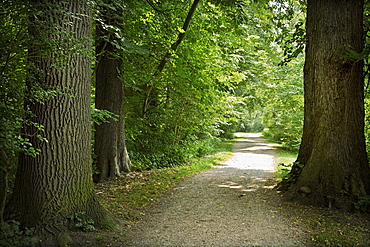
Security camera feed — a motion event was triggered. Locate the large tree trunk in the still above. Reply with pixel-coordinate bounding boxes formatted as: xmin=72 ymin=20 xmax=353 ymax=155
xmin=6 ymin=0 xmax=111 ymax=240
xmin=285 ymin=0 xmax=370 ymax=210
xmin=94 ymin=1 xmax=132 ymax=183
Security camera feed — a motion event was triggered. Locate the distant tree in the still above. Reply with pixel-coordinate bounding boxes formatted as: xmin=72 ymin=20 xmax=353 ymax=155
xmin=6 ymin=0 xmax=111 ymax=240
xmin=0 ymin=0 xmax=29 ymax=223
xmin=94 ymin=0 xmax=132 ymax=182
xmin=283 ymin=0 xmax=370 ymax=209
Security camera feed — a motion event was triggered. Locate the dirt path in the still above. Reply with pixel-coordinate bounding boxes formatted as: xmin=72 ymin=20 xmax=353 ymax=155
xmin=123 ymin=133 xmax=310 ymax=246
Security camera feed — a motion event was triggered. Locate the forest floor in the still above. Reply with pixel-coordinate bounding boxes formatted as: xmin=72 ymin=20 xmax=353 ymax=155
xmin=71 ymin=133 xmax=370 ymax=246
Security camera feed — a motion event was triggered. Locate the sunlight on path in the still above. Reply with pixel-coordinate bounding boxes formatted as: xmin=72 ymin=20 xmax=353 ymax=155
xmin=222 ymin=132 xmax=276 ymax=171
xmin=123 ymin=133 xmax=308 ymax=246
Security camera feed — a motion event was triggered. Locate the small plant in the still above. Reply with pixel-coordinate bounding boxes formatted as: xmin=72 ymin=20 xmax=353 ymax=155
xmin=276 ymin=162 xmax=292 ymax=179
xmin=0 ymin=220 xmax=36 ymax=246
xmin=354 ymin=195 xmax=370 ymax=214
xmin=283 ymin=162 xmax=304 ymax=186
xmin=67 ymin=211 xmax=96 ymax=232
xmin=276 ymin=161 xmax=304 ymax=191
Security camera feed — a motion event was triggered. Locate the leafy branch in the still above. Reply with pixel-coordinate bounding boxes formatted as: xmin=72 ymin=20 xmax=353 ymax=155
xmin=143 ymin=0 xmax=201 ymax=115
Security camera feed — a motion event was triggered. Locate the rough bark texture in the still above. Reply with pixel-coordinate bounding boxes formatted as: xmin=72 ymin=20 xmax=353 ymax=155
xmin=94 ymin=2 xmax=132 ymax=183
xmin=6 ymin=0 xmax=110 ymax=240
xmin=286 ymin=0 xmax=370 ymax=209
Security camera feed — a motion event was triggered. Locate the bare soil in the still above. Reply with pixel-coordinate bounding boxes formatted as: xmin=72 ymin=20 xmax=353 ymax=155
xmin=120 ymin=133 xmax=312 ymax=246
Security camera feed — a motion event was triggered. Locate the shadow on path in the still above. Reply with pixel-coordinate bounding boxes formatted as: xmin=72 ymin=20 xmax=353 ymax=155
xmin=123 ymin=133 xmax=310 ymax=246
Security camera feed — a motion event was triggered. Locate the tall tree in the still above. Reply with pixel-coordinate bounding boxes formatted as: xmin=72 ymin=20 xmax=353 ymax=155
xmin=94 ymin=0 xmax=132 ymax=182
xmin=284 ymin=0 xmax=370 ymax=209
xmin=6 ymin=0 xmax=111 ymax=240
xmin=0 ymin=0 xmax=29 ymax=223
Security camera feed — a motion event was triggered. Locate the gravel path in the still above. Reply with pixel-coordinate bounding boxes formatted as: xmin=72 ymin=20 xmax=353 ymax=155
xmin=123 ymin=133 xmax=310 ymax=246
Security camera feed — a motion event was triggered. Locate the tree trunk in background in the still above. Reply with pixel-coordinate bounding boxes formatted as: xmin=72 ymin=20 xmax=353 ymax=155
xmin=94 ymin=0 xmax=132 ymax=183
xmin=285 ymin=0 xmax=370 ymax=209
xmin=6 ymin=0 xmax=111 ymax=240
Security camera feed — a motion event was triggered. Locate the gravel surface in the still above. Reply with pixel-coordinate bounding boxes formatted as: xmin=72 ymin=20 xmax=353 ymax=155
xmin=123 ymin=133 xmax=310 ymax=246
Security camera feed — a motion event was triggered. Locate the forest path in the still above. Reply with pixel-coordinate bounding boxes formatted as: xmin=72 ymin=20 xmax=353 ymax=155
xmin=123 ymin=133 xmax=310 ymax=246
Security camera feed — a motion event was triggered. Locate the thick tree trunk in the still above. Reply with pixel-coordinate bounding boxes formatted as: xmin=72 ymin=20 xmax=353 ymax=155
xmin=285 ymin=0 xmax=370 ymax=209
xmin=6 ymin=0 xmax=111 ymax=240
xmin=94 ymin=47 xmax=132 ymax=181
xmin=94 ymin=2 xmax=132 ymax=183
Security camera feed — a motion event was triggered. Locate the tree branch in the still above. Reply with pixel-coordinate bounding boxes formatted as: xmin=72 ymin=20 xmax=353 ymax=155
xmin=153 ymin=0 xmax=201 ymax=76
xmin=142 ymin=0 xmax=201 ymax=115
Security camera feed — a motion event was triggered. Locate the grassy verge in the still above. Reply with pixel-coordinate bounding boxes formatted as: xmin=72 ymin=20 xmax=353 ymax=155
xmin=95 ymin=139 xmax=234 ymax=220
xmin=273 ymin=147 xmax=297 ymax=181
xmin=273 ymin=145 xmax=370 ymax=246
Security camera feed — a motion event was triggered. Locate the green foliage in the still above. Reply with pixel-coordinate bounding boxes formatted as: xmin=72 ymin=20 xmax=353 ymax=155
xmin=123 ymin=0 xmax=240 ymax=169
xmin=0 ymin=220 xmax=36 ymax=247
xmin=256 ymin=0 xmax=305 ymax=151
xmin=66 ymin=212 xmax=96 ymax=232
xmin=364 ymin=18 xmax=370 ymax=157
xmin=365 ymin=98 xmax=370 ymax=156
xmin=269 ymin=0 xmax=306 ymax=66
xmin=354 ymin=195 xmax=370 ymax=214
xmin=127 ymin=120 xmax=221 ymax=170
xmin=91 ymin=108 xmax=119 ymax=126
xmin=364 ymin=1 xmax=370 ymax=158
xmin=97 ymin=138 xmax=233 ymax=219
xmin=237 ymin=111 xmax=264 ymax=133
xmin=277 ymin=161 xmax=304 ymax=190
xmin=276 ymin=163 xmax=292 ymax=180
xmin=122 ymin=0 xmax=302 ymax=169
xmin=273 ymin=148 xmax=297 ymax=181
xmin=262 ymin=54 xmax=304 ymax=152
xmin=0 ymin=0 xmax=31 ymax=221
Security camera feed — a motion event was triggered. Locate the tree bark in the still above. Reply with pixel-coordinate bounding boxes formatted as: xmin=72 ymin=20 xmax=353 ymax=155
xmin=285 ymin=0 xmax=370 ymax=209
xmin=6 ymin=0 xmax=111 ymax=239
xmin=94 ymin=0 xmax=132 ymax=183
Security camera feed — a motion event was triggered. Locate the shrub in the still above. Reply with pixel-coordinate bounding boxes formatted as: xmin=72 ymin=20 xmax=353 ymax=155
xmin=0 ymin=220 xmax=36 ymax=246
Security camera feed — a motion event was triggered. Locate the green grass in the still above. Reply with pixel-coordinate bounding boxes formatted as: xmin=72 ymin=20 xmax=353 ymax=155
xmin=274 ymin=148 xmax=297 ymax=165
xmin=96 ymin=138 xmax=234 ymax=219
xmin=273 ymin=147 xmax=297 ymax=180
